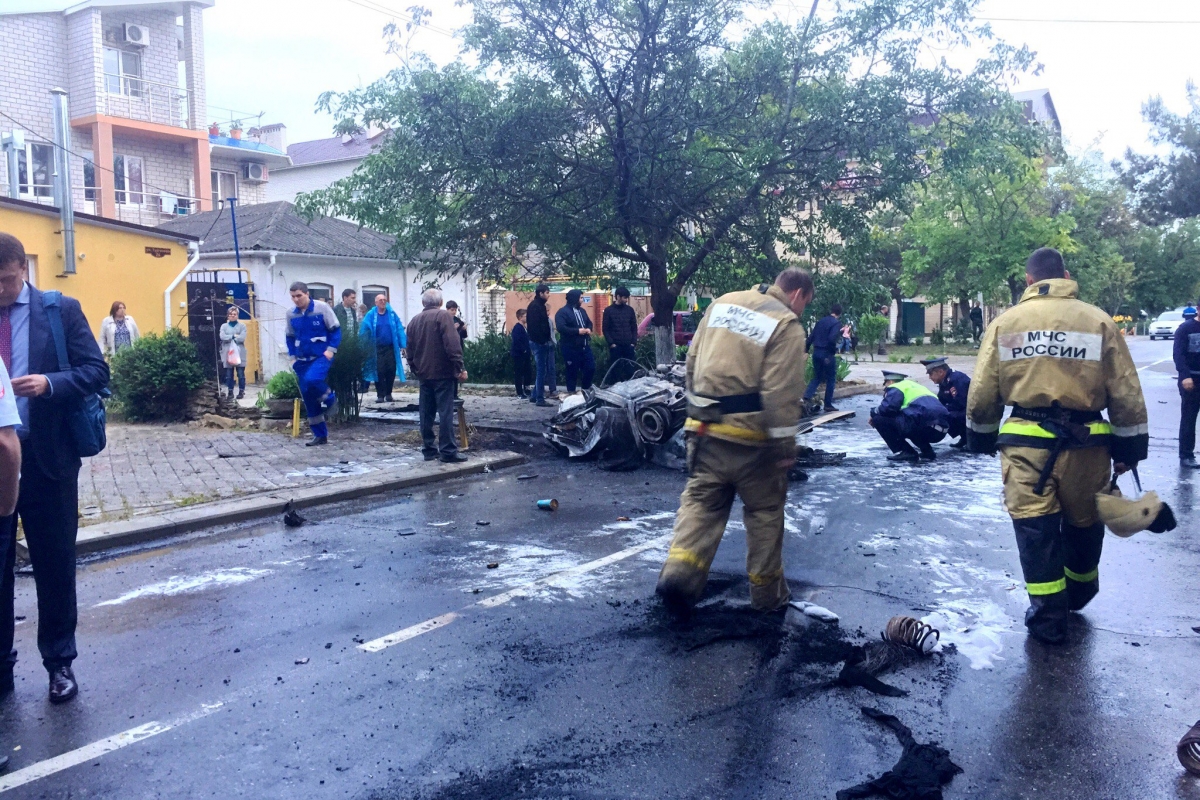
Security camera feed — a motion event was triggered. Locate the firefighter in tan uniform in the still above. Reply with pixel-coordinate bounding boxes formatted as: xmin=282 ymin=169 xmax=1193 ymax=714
xmin=967 ymin=248 xmax=1148 ymax=644
xmin=656 ymin=268 xmax=813 ymax=613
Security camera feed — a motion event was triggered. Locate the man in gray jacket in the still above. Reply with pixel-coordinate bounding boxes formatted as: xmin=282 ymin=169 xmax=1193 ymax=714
xmin=405 ymin=288 xmax=467 ymax=463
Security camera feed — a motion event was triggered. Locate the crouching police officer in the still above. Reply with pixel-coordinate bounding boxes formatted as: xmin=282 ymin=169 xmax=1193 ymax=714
xmin=921 ymin=357 xmax=971 ymax=448
xmin=656 ymin=268 xmax=813 ymax=613
xmin=869 ymin=371 xmax=950 ymax=462
xmin=967 ymin=248 xmax=1148 ymax=644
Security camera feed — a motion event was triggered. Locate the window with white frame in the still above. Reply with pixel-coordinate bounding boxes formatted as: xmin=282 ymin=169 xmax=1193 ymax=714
xmin=211 ymin=170 xmax=237 ymax=207
xmin=81 ymin=151 xmax=97 ymax=203
xmin=306 ymin=283 xmax=333 ymax=303
xmin=16 ymin=142 xmax=54 ymax=199
xmin=113 ymin=154 xmax=145 ymax=205
xmin=361 ymin=285 xmax=389 ymax=308
xmin=104 ymin=47 xmax=144 ymax=97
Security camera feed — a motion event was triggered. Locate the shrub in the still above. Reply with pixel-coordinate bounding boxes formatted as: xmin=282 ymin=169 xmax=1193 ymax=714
xmin=265 ymin=369 xmax=300 ymax=399
xmin=463 ymin=331 xmax=516 ymax=383
xmin=109 ymin=329 xmax=206 ymax=422
xmin=464 ymin=332 xmax=618 ymax=385
xmin=635 ymin=333 xmax=657 ymax=367
xmin=913 ymin=336 xmax=925 ymax=346
xmin=327 ymin=339 xmax=367 ymax=422
xmin=856 ymin=314 xmax=888 ymax=361
xmin=805 ymin=355 xmax=851 ymax=383
xmin=929 ymin=327 xmax=945 ymax=346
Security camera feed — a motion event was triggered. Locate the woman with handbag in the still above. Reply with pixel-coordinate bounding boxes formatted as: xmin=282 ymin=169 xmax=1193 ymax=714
xmin=99 ymin=301 xmax=140 ymax=358
xmin=219 ymin=305 xmax=248 ymax=399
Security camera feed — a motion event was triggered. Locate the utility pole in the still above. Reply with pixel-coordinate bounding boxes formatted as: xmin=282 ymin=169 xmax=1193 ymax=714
xmin=50 ymin=88 xmax=76 ymax=274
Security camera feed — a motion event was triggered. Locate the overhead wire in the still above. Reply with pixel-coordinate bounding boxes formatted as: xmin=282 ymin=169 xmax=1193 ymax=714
xmin=978 ymin=17 xmax=1200 ymax=24
xmin=341 ymin=0 xmax=458 ymax=38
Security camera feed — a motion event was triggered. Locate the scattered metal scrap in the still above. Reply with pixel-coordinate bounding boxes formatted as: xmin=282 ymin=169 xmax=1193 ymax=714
xmin=544 ymin=360 xmax=854 ymax=472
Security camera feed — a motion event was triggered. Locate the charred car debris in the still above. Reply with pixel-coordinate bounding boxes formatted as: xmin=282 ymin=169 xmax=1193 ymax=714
xmin=543 ymin=360 xmax=850 ymax=474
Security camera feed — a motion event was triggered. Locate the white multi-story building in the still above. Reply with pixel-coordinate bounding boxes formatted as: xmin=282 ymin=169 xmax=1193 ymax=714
xmin=0 ymin=0 xmax=288 ymax=228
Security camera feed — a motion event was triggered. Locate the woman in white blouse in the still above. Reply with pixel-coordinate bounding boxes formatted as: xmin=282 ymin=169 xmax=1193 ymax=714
xmin=100 ymin=301 xmax=140 ymax=358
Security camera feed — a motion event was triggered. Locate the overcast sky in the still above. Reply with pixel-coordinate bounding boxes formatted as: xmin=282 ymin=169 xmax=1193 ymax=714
xmin=204 ymin=0 xmax=1200 ymax=163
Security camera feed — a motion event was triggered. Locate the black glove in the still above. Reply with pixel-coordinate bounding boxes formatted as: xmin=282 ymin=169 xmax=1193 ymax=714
xmin=966 ymin=429 xmax=997 ymax=456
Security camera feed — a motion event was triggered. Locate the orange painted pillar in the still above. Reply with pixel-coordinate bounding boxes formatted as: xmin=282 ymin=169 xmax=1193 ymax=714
xmin=92 ymin=121 xmax=116 ymax=219
xmin=193 ymin=136 xmax=212 ymax=212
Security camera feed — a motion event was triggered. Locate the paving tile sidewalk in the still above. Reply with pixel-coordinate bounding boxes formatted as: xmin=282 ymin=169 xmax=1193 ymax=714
xmin=79 ymin=421 xmax=429 ymax=527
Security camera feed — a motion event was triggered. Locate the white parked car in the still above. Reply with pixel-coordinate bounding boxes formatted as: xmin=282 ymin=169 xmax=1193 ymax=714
xmin=1148 ymin=308 xmax=1189 ymax=340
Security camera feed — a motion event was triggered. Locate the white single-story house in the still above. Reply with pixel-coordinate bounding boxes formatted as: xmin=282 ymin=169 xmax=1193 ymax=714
xmin=159 ymin=201 xmax=481 ymax=380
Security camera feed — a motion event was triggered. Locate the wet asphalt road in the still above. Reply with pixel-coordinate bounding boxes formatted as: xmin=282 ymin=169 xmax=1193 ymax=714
xmin=1 ymin=338 xmax=1199 ymax=799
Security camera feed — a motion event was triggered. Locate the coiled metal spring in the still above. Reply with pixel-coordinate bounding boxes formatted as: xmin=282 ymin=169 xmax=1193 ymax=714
xmin=1179 ymin=721 xmax=1200 ymax=776
xmin=881 ymin=615 xmax=940 ymax=654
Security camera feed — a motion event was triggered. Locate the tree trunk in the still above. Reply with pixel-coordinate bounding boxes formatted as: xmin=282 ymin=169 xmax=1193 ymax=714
xmin=1008 ymin=277 xmax=1022 ymax=307
xmin=653 ymin=324 xmax=675 ymax=367
xmin=647 ymin=258 xmax=678 ymax=367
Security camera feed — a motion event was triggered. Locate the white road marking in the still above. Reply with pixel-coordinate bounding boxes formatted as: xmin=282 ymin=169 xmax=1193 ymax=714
xmin=0 ymin=703 xmax=224 ymax=793
xmin=6 ymin=527 xmax=675 ymax=787
xmin=358 ymin=536 xmax=671 ymax=653
xmin=358 ymin=612 xmax=460 ymax=653
xmin=1137 ymin=357 xmax=1172 ymax=372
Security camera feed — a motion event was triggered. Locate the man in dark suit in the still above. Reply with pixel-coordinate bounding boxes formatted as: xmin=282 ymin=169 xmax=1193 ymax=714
xmin=0 ymin=233 xmax=108 ymax=704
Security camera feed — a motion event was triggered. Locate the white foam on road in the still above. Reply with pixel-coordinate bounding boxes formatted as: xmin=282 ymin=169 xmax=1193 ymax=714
xmin=359 ymin=534 xmax=672 ymax=653
xmin=923 ymin=598 xmax=1014 ymax=670
xmin=93 ymin=568 xmax=272 ymax=607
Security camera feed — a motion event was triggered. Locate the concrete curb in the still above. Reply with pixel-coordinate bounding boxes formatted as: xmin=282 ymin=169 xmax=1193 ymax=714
xmin=29 ymin=451 xmax=526 ymax=559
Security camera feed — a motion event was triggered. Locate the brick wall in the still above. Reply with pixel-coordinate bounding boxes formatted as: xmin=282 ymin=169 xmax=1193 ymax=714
xmin=0 ymin=14 xmax=76 ymax=198
xmin=181 ymin=3 xmax=206 ymax=131
xmin=210 ymin=156 xmax=268 ymax=206
xmin=66 ymin=7 xmax=103 ymax=119
xmin=112 ymin=133 xmax=195 ymax=200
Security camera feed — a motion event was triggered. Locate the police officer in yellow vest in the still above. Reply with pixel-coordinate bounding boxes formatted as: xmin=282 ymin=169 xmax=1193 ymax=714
xmin=967 ymin=247 xmax=1148 ymax=644
xmin=656 ymin=268 xmax=814 ymax=613
xmin=869 ymin=371 xmax=951 ymax=462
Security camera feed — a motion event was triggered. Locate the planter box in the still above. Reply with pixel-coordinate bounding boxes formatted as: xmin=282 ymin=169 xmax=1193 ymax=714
xmin=264 ymin=398 xmax=297 ymax=419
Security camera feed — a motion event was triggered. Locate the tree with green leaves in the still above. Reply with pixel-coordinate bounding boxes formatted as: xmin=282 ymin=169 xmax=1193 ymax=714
xmin=1044 ymin=152 xmax=1137 ymax=314
xmin=1115 ymin=84 xmax=1200 ymax=225
xmin=901 ymin=135 xmax=1074 ymax=307
xmin=1123 ymin=220 xmax=1200 ymax=315
xmin=297 ymin=0 xmax=1031 ymax=362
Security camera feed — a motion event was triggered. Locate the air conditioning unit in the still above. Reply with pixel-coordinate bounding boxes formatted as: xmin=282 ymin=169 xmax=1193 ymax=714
xmin=123 ymin=24 xmax=150 ymax=46
xmin=242 ymin=163 xmax=268 ymax=183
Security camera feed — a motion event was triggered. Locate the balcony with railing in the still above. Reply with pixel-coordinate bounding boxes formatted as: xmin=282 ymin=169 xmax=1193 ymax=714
xmin=12 ymin=182 xmax=205 ymax=227
xmin=103 ymin=74 xmax=191 ymax=129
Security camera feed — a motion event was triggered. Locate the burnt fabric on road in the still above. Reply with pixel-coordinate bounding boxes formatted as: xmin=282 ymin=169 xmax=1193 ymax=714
xmin=837 ymin=707 xmax=962 ymax=800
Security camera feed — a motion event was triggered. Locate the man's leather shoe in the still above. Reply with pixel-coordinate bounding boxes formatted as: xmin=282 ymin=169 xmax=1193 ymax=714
xmin=305 ymin=437 xmax=328 ymax=447
xmin=441 ymin=454 xmax=468 ymax=463
xmin=48 ymin=666 xmax=77 ymax=704
xmin=423 ymin=452 xmax=438 ymax=461
xmin=1182 ymin=455 xmax=1200 ymax=468
xmin=887 ymin=451 xmax=918 ymax=462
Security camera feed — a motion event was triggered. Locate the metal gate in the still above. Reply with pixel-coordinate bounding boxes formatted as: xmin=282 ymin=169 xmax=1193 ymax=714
xmin=187 ymin=278 xmax=256 ymax=382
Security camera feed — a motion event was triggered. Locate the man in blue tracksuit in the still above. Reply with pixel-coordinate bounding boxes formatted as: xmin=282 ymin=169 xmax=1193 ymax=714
xmin=869 ymin=370 xmax=950 ymax=462
xmin=921 ymin=356 xmax=971 ymax=448
xmin=286 ymin=281 xmax=341 ymax=446
xmin=555 ymin=289 xmax=595 ymax=392
xmin=1174 ymin=305 xmax=1200 ymax=468
xmin=803 ymin=304 xmax=843 ymax=412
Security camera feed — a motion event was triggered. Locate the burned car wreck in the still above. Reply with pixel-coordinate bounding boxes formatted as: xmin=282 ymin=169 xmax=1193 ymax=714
xmin=544 ymin=360 xmax=849 ymax=474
